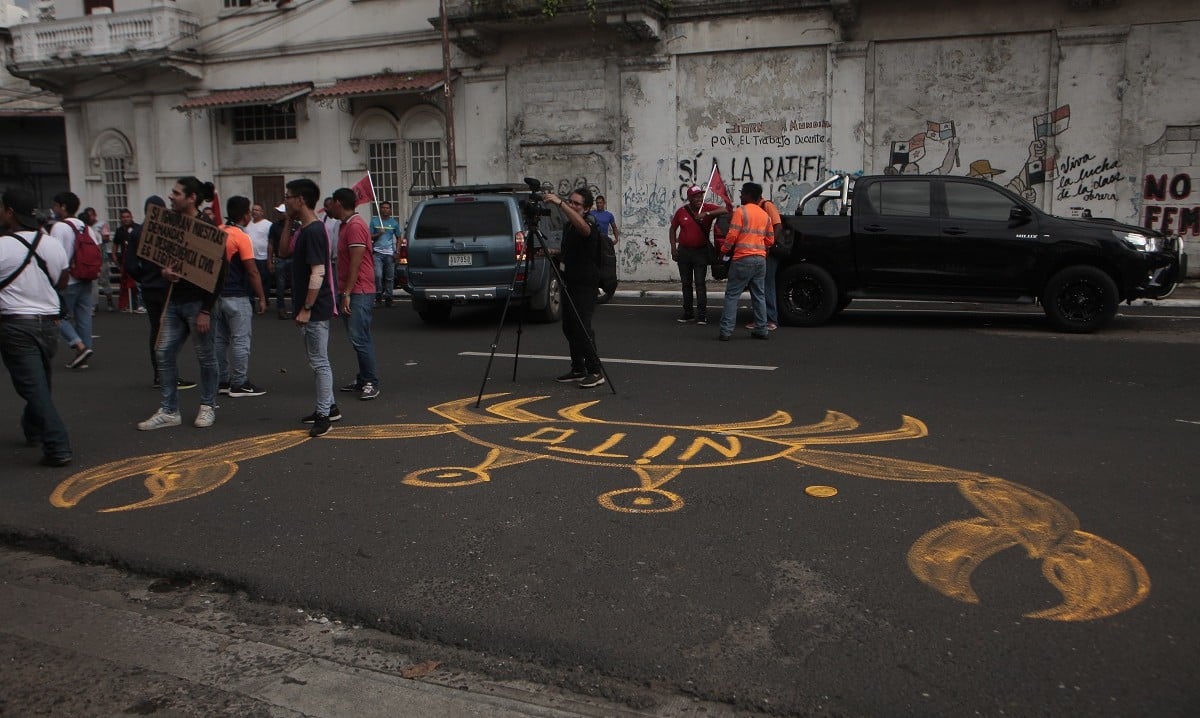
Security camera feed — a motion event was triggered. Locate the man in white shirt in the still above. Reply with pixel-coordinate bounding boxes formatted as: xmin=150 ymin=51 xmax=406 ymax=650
xmin=50 ymin=191 xmax=96 ymax=369
xmin=322 ymin=197 xmax=340 ymax=270
xmin=0 ymin=187 xmax=73 ymax=466
xmin=247 ymin=202 xmax=274 ymax=298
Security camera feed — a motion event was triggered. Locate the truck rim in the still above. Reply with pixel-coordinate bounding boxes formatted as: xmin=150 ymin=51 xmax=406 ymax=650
xmin=1056 ymin=277 xmax=1105 ymax=323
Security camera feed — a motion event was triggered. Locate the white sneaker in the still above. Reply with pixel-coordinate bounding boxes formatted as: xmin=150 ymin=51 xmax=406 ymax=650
xmin=138 ymin=409 xmax=182 ymax=431
xmin=194 ymin=405 xmax=216 ymax=428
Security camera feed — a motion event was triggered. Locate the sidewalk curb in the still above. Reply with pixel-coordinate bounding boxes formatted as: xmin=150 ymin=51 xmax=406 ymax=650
xmin=611 ymin=289 xmax=1200 ymax=308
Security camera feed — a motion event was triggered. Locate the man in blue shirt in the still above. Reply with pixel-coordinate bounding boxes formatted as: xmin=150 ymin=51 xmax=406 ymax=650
xmin=588 ymin=194 xmax=619 ymax=245
xmin=368 ymin=201 xmax=401 ymax=307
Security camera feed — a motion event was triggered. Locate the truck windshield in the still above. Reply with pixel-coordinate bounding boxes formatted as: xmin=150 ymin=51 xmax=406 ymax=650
xmin=412 ymin=203 xmax=513 ymax=239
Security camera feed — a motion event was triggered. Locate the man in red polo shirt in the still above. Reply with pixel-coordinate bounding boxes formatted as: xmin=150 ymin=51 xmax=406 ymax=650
xmin=329 ymin=187 xmax=380 ymax=401
xmin=668 ymin=185 xmax=727 ymax=325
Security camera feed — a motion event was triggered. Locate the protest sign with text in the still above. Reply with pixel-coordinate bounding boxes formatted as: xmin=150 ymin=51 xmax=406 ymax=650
xmin=136 ymin=204 xmax=227 ymax=293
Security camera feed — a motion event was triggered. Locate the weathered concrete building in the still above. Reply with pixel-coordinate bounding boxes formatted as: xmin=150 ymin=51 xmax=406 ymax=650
xmin=8 ymin=0 xmax=1199 ymax=279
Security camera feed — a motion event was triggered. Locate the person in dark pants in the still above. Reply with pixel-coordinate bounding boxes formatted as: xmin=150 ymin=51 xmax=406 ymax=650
xmin=546 ymin=187 xmax=605 ymax=388
xmin=0 ymin=187 xmax=73 ymax=466
xmin=123 ymin=195 xmax=195 ymax=390
xmin=269 ymin=208 xmax=293 ymax=319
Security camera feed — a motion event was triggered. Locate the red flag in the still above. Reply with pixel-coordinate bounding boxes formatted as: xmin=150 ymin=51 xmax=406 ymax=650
xmin=210 ymin=189 xmax=223 ymax=226
xmin=351 ymin=173 xmax=375 ymax=206
xmin=705 ymin=166 xmax=733 ymax=209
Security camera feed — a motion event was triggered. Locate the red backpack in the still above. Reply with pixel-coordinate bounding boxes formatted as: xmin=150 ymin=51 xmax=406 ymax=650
xmin=67 ymin=221 xmax=103 ymax=281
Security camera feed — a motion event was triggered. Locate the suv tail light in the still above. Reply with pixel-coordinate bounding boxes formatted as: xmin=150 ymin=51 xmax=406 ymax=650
xmin=514 ymin=230 xmax=527 ymax=281
xmin=398 ymin=234 xmax=408 ymax=266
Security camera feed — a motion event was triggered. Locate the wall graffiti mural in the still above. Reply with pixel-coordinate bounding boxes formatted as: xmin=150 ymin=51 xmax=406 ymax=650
xmin=50 ymin=394 xmax=1149 ymax=622
xmin=677 ymin=119 xmax=830 ymax=215
xmin=1143 ymin=171 xmax=1200 ymax=237
xmin=879 ymin=105 xmax=1127 ymax=208
xmin=621 ymin=159 xmax=673 ymax=226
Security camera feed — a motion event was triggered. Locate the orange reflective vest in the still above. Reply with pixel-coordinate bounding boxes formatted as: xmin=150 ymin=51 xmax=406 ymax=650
xmin=722 ymin=203 xmax=774 ymax=260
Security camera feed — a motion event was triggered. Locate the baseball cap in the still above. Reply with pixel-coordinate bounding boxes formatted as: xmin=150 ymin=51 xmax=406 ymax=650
xmin=275 ymin=203 xmax=286 ymax=212
xmin=1 ymin=187 xmax=40 ymax=230
xmin=686 ymin=185 xmax=704 ymax=196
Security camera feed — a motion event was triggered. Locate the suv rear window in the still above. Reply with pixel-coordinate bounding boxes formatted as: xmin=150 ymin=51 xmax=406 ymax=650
xmin=411 ymin=203 xmax=513 ymax=240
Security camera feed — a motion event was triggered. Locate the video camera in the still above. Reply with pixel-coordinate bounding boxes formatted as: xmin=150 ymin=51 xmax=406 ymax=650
xmin=519 ymin=176 xmax=551 ymax=219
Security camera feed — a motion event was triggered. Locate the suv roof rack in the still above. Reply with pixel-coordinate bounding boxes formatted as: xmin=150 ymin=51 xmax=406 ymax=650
xmin=409 ymin=183 xmax=530 ymax=197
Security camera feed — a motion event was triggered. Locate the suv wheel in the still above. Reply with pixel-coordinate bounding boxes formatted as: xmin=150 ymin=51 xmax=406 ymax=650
xmin=777 ymin=263 xmax=838 ymax=326
xmin=532 ymin=275 xmax=562 ymax=323
xmin=1042 ymin=265 xmax=1118 ymax=333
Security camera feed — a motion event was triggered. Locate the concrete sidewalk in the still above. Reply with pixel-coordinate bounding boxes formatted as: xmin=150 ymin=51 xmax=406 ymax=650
xmin=0 ymin=547 xmax=750 ymax=718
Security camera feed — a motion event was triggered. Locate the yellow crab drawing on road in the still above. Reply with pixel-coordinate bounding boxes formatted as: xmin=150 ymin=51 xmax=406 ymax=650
xmin=50 ymin=393 xmax=1149 ymax=622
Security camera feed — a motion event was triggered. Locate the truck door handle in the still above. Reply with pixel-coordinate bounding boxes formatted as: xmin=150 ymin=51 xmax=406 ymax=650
xmin=863 ymin=224 xmax=887 ymax=232
xmin=943 ymin=227 xmax=968 ymax=235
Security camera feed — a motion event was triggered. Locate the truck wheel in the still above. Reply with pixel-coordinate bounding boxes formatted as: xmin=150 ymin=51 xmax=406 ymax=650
xmin=778 ymin=263 xmax=838 ymax=327
xmin=532 ymin=275 xmax=562 ymax=322
xmin=416 ymin=300 xmax=452 ymax=324
xmin=1042 ymin=266 xmax=1118 ymax=333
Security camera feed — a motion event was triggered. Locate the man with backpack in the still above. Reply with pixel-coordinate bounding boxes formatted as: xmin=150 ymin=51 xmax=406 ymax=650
xmin=50 ymin=191 xmax=101 ymax=369
xmin=0 ymin=188 xmax=73 ymax=466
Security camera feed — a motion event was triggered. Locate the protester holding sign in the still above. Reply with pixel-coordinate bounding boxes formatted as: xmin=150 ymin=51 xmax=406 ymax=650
xmin=137 ymin=177 xmax=227 ymax=432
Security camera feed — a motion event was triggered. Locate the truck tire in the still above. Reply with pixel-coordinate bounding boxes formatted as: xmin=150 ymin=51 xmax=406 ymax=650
xmin=1042 ymin=265 xmax=1118 ymax=333
xmin=415 ymin=299 xmax=452 ymax=324
xmin=777 ymin=263 xmax=838 ymax=327
xmin=531 ymin=275 xmax=563 ymax=322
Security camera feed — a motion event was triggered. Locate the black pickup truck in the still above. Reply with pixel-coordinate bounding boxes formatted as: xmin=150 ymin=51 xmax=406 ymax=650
xmin=771 ymin=174 xmax=1186 ymax=332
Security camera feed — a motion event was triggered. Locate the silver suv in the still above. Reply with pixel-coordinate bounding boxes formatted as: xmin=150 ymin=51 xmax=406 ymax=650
xmin=401 ymin=185 xmax=564 ymax=323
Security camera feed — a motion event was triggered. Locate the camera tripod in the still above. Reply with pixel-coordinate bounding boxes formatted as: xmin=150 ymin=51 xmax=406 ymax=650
xmin=474 ymin=192 xmax=616 ymax=407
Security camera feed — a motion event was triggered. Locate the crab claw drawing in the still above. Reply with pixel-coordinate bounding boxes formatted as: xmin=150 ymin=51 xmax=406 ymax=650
xmin=50 ymin=432 xmax=311 ymax=512
xmin=908 ymin=479 xmax=1150 ymax=621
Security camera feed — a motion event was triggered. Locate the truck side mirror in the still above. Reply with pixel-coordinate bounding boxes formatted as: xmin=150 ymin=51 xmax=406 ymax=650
xmin=1009 ymin=206 xmax=1033 ymax=224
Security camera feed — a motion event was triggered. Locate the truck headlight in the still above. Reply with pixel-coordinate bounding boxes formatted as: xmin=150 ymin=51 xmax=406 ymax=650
xmin=1115 ymin=231 xmax=1162 ymax=253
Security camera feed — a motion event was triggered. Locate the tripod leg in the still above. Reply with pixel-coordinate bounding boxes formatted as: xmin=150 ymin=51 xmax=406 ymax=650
xmin=510 ymin=246 xmax=536 ymax=381
xmin=474 ymin=261 xmax=525 ymax=408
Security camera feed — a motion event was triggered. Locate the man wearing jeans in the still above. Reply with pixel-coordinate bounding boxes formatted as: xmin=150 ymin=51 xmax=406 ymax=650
xmin=214 ymin=195 xmax=268 ymax=398
xmin=717 ymin=183 xmax=774 ymax=341
xmin=330 ymin=187 xmax=380 ymax=401
xmin=138 ymin=176 xmax=225 ymax=431
xmin=0 ymin=188 xmax=73 ymax=466
xmin=368 ymin=200 xmax=399 ymax=307
xmin=286 ymin=178 xmax=337 ymax=437
xmin=49 ymin=191 xmax=95 ymax=369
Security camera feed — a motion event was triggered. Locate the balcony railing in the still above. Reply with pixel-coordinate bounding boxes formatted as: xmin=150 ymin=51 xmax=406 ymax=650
xmin=9 ymin=5 xmax=200 ymax=67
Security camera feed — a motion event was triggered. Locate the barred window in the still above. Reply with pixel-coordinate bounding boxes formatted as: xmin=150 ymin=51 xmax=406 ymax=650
xmin=224 ymin=1 xmax=254 ymax=7
xmin=367 ymin=140 xmax=400 ymax=207
xmin=232 ymin=104 xmax=297 ymax=143
xmin=101 ymin=156 xmax=128 ymax=228
xmin=409 ymin=140 xmax=442 ymax=190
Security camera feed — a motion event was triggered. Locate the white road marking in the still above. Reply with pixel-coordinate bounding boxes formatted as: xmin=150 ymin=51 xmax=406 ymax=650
xmin=459 ymin=352 xmax=776 ymax=371
xmin=1175 ymin=419 xmax=1200 ymax=425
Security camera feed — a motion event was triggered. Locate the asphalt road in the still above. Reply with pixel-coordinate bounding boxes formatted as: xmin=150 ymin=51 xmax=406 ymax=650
xmin=2 ymin=294 xmax=1198 ymax=717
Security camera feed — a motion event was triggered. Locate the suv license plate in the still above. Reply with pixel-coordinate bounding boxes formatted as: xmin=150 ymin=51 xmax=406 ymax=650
xmin=448 ymin=253 xmax=473 ymax=267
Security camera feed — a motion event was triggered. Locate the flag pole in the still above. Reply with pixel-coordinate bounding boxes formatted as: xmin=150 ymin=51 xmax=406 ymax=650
xmin=702 ymin=165 xmax=718 ymax=206
xmin=367 ymin=170 xmax=381 ymax=219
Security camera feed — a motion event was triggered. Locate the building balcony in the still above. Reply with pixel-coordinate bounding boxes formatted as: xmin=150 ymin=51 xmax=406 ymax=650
xmin=7 ymin=5 xmax=201 ymax=90
xmin=442 ymin=0 xmax=670 ymax=55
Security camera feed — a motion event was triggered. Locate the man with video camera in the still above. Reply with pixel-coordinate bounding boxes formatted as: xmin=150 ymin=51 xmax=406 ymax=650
xmin=543 ymin=187 xmax=606 ymax=388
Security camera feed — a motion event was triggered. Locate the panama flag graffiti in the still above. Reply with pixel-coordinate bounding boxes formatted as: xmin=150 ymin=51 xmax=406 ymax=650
xmin=1034 ymin=105 xmax=1071 ymax=138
